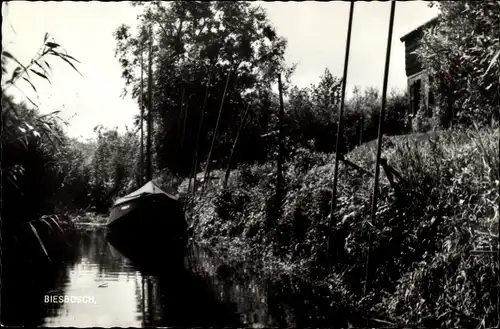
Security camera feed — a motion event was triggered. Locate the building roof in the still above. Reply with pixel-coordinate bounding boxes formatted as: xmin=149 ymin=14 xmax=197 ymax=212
xmin=400 ymin=16 xmax=440 ymax=43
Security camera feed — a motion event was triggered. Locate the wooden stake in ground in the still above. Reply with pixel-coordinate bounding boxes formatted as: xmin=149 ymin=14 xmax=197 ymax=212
xmin=328 ymin=0 xmax=355 ymax=268
xmin=224 ymin=103 xmax=251 ymax=187
xmin=140 ymin=45 xmax=144 ymax=186
xmin=364 ymin=0 xmax=396 ymax=295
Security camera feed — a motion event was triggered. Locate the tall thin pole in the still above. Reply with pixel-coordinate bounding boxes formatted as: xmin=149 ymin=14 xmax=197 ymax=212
xmin=146 ymin=25 xmax=153 ymax=182
xmin=224 ymin=103 xmax=251 ymax=187
xmin=328 ymin=0 xmax=355 ymax=267
xmin=276 ymin=73 xmax=286 ymax=216
xmin=140 ymin=47 xmax=144 ymax=185
xmin=181 ymin=94 xmax=193 ymax=153
xmin=364 ymin=0 xmax=396 ymax=295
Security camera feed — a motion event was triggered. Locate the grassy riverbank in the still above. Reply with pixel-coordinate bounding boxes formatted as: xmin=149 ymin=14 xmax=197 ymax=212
xmin=180 ymin=128 xmax=499 ymax=328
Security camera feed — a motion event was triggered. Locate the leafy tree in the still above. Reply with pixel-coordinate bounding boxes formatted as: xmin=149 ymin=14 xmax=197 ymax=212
xmin=312 ymin=68 xmax=343 ymax=120
xmin=416 ymin=1 xmax=500 ymax=127
xmin=114 ymin=1 xmax=288 ymax=176
xmin=287 ymin=85 xmax=316 ymax=145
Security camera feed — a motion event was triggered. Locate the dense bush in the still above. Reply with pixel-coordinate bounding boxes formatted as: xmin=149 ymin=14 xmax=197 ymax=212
xmin=87 ymin=125 xmax=141 ymax=213
xmin=1 ymin=95 xmax=141 ymax=225
xmin=2 ymin=97 xmax=141 ymax=223
xmin=285 ymin=74 xmax=410 ymax=155
xmin=1 ymin=32 xmax=96 ymax=228
xmin=416 ymin=1 xmax=500 ymax=128
xmin=1 ymin=94 xmax=79 ymax=228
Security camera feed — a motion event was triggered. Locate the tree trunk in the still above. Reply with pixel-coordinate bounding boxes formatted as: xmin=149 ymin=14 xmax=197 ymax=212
xmin=176 ymin=87 xmax=186 ymax=174
xmin=180 ymin=94 xmax=190 ymax=155
xmin=177 ymin=87 xmax=186 ymax=144
xmin=276 ymin=73 xmax=285 ymax=217
xmin=359 ymin=115 xmax=363 ymax=146
xmin=202 ymin=68 xmax=232 ymax=189
xmin=191 ymin=63 xmax=216 ymax=193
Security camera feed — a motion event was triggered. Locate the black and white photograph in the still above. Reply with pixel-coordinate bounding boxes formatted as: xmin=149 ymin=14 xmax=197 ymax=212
xmin=1 ymin=0 xmax=499 ymax=328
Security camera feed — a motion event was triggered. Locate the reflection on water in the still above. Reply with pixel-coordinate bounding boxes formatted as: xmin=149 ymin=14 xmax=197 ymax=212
xmin=2 ymin=226 xmax=350 ymax=328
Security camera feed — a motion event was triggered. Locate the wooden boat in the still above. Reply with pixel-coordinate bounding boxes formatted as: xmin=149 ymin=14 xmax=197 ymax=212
xmin=107 ymin=181 xmax=188 ymax=250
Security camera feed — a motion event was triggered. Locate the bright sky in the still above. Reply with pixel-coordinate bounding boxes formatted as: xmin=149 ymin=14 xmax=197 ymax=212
xmin=1 ymin=1 xmax=438 ymax=140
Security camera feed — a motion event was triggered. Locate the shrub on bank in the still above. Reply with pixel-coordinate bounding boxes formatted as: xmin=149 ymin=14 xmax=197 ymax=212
xmin=182 ymin=127 xmax=499 ymax=328
xmin=1 ymin=94 xmax=76 ymax=229
xmin=285 ymin=84 xmax=411 ymax=155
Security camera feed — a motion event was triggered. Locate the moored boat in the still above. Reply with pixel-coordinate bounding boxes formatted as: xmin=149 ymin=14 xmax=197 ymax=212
xmin=107 ymin=181 xmax=188 ymax=250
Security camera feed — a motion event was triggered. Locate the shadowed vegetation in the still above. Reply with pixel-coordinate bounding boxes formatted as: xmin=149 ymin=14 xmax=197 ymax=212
xmin=1 ymin=1 xmax=498 ymax=327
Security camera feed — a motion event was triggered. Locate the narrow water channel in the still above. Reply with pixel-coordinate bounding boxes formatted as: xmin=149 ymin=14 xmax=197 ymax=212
xmin=2 ymin=226 xmax=351 ymax=328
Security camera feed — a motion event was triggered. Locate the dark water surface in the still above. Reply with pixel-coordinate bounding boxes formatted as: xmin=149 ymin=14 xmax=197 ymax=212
xmin=2 ymin=226 xmax=350 ymax=327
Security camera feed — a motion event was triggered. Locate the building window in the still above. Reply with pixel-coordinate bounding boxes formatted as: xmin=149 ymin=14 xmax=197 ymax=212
xmin=410 ymin=79 xmax=421 ymax=116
